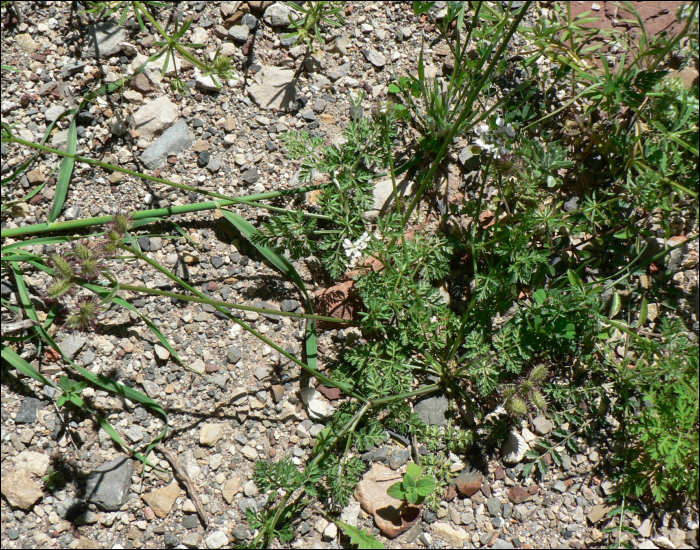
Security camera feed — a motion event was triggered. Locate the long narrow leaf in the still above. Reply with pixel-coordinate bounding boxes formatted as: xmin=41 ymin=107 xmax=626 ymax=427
xmin=219 ymin=209 xmax=318 ymax=370
xmin=48 ymin=112 xmax=78 ymax=222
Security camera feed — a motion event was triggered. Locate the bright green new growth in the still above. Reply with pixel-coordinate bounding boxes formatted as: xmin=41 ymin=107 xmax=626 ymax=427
xmin=386 ymin=462 xmax=437 ymax=505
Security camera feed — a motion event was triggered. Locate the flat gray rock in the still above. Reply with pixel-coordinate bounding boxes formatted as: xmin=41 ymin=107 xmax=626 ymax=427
xmin=363 ymin=48 xmax=386 ymax=67
xmin=248 ymin=66 xmax=296 ymax=111
xmin=85 ymin=457 xmax=133 ymax=511
xmin=263 ymin=3 xmax=298 ymax=27
xmin=414 ymin=395 xmax=449 ymax=426
xmin=133 ymin=97 xmax=178 ymax=140
xmin=140 ymin=119 xmax=193 ymax=170
xmin=86 ymin=21 xmax=127 ymax=58
xmin=326 ymin=62 xmax=351 ymax=82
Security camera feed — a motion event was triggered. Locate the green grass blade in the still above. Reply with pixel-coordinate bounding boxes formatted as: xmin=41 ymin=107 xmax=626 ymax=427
xmin=219 ymin=208 xmax=318 ymax=370
xmin=1 ymin=345 xmax=60 ymax=390
xmin=48 ymin=113 xmax=78 ymax=222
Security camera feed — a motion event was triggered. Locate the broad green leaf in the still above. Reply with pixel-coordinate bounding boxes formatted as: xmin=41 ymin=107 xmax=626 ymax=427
xmin=522 ymin=462 xmax=535 ymax=477
xmin=334 ymin=520 xmax=385 ymax=549
xmin=48 ymin=111 xmax=77 ymax=222
xmin=387 ymin=482 xmax=405 ymax=500
xmin=404 ymin=474 xmax=416 ymax=490
xmin=638 ymin=296 xmax=648 ymax=326
xmin=533 ymin=288 xmax=547 ymax=305
xmin=416 ymin=477 xmax=436 ymax=496
xmin=609 ymin=291 xmax=621 ymax=318
xmin=525 ymin=450 xmax=539 ymax=459
xmin=567 ymin=269 xmax=583 ymax=290
xmin=388 ymin=83 xmax=401 ymax=93
xmin=406 ymin=462 xmax=422 ymax=479
xmin=551 ymin=448 xmax=563 ymax=467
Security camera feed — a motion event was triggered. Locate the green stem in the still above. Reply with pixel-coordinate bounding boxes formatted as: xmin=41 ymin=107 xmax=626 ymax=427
xmin=114 ymin=283 xmax=354 ymax=324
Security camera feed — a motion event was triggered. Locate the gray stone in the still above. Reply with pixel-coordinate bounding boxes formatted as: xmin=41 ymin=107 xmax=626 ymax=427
xmin=502 ymin=430 xmax=529 ymax=464
xmin=493 ymin=539 xmax=516 ymax=549
xmin=301 ymin=109 xmax=316 ymax=122
xmin=552 ymin=480 xmax=568 ymax=493
xmin=242 ymin=14 xmax=259 ymax=30
xmin=326 ymin=63 xmax=351 ymax=82
xmin=487 ymin=496 xmax=501 ymax=516
xmin=194 ymin=68 xmax=220 ymax=92
xmin=242 ymin=168 xmax=259 ymax=184
xmin=280 ymin=299 xmax=301 ymax=312
xmin=263 ymin=3 xmax=299 ymax=27
xmin=64 ymin=204 xmax=81 ymax=220
xmin=85 ymin=457 xmax=133 ymax=511
xmin=55 ymin=496 xmax=88 ymax=520
xmin=363 ymin=49 xmax=386 ymax=68
xmin=44 ymin=105 xmax=65 ymax=123
xmin=532 ymin=415 xmax=553 ymax=435
xmin=86 ymin=21 xmax=127 ymax=58
xmin=459 ymin=145 xmax=481 ymax=171
xmin=361 ymin=447 xmax=390 ymax=463
xmin=232 ymin=525 xmax=251 ymax=540
xmin=205 ymin=531 xmax=229 ymax=549
xmin=133 ymin=97 xmax=179 ymax=140
xmin=207 ymin=154 xmax=223 ymax=173
xmin=365 ymin=175 xmax=417 ymax=222
xmin=388 ymin=449 xmax=410 ymax=470
xmin=563 ymin=196 xmax=580 ymax=212
xmin=149 ymin=237 xmax=163 ymax=251
xmin=329 ymin=36 xmax=350 ymax=55
xmin=414 ymin=395 xmax=449 ymax=426
xmin=140 ymin=119 xmax=193 ymax=170
xmin=248 ymin=66 xmax=296 ymax=111
xmin=15 ymin=397 xmax=43 ymax=424
xmin=60 ymin=333 xmax=87 ymax=359
xmin=229 ymin=25 xmax=249 ymax=42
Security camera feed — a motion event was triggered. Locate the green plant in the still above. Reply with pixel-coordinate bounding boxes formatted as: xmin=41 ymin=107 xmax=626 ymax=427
xmin=387 ymin=462 xmax=437 ymax=505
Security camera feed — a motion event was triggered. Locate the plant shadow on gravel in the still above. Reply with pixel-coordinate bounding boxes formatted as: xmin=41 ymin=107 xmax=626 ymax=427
xmin=1 ymin=2 xmax=698 ymax=549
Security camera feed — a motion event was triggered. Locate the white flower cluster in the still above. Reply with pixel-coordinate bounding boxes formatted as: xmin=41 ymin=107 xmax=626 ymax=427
xmin=474 ymin=117 xmax=516 ymax=159
xmin=343 ymin=232 xmax=371 ymax=267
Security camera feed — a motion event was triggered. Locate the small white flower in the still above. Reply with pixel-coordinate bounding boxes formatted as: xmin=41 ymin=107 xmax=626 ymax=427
xmin=343 ymin=232 xmax=371 ymax=267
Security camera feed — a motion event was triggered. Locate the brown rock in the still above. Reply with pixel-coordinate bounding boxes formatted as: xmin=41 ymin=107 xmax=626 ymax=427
xmin=193 ymin=139 xmax=210 ymax=153
xmin=27 ymin=169 xmax=44 ymax=183
xmin=588 ymin=504 xmax=614 ymax=524
xmin=142 ymin=482 xmax=180 ymax=518
xmin=314 ymin=280 xmax=363 ymax=330
xmin=453 ymin=468 xmax=482 ymax=497
xmin=354 ymin=464 xmax=422 ymax=539
xmin=1 ymin=469 xmax=43 ymax=509
xmin=271 ymin=385 xmax=285 ymax=403
xmin=508 ymin=485 xmax=532 ymax=504
xmin=444 ymin=485 xmax=457 ymax=502
xmin=130 ymin=72 xmax=153 ymax=94
xmin=222 ymin=476 xmax=241 ymax=504
xmin=316 ymin=383 xmax=342 ymax=400
xmin=494 ymin=466 xmax=506 ymax=480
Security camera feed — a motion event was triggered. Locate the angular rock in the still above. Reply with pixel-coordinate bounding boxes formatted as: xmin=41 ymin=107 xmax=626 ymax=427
xmin=222 ymin=476 xmax=241 ymax=504
xmin=588 ymin=504 xmax=614 ymax=524
xmin=60 ymin=333 xmax=86 ymax=360
xmin=326 ymin=62 xmax=351 ymax=82
xmin=140 ymin=119 xmax=193 ymax=170
xmin=487 ymin=496 xmax=502 ymax=516
xmin=205 ymin=531 xmax=229 ymax=549
xmin=363 ymin=49 xmax=386 ymax=67
xmin=365 ymin=174 xmax=416 ymax=221
xmin=1 ymin=470 xmax=43 ymax=509
xmin=508 ymin=485 xmax=532 ymax=504
xmin=263 ymin=3 xmax=299 ymax=26
xmin=194 ymin=68 xmax=220 ymax=92
xmin=200 ymin=423 xmax=224 ymax=446
xmin=133 ymin=97 xmax=179 ymax=140
xmin=229 ymin=25 xmax=249 ymax=42
xmin=414 ymin=395 xmax=449 ymax=426
xmin=248 ymin=65 xmax=296 ymax=111
xmin=432 ymin=523 xmax=468 ymax=547
xmin=85 ymin=457 xmax=133 ymax=511
xmin=15 ymin=450 xmax=51 ymax=477
xmin=354 ymin=464 xmax=422 ymax=539
xmin=502 ymin=430 xmax=529 ymax=464
xmin=532 ymin=415 xmax=553 ymax=435
xmin=86 ymin=21 xmax=127 ymax=58
xmin=16 ymin=397 xmax=43 ymax=424
xmin=142 ymin=482 xmax=180 ymax=518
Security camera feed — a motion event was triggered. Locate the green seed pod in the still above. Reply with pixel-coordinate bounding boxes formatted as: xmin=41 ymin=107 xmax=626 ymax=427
xmin=507 ymin=396 xmax=528 ymax=416
xmin=47 ymin=278 xmax=74 ymax=300
xmin=529 ymin=363 xmax=548 ymax=383
xmin=50 ymin=254 xmax=75 ymax=279
xmin=530 ymin=390 xmax=547 ymax=412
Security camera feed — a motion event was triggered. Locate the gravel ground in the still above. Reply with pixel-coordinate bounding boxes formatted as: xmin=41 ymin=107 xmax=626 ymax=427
xmin=1 ymin=2 xmax=698 ymax=549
